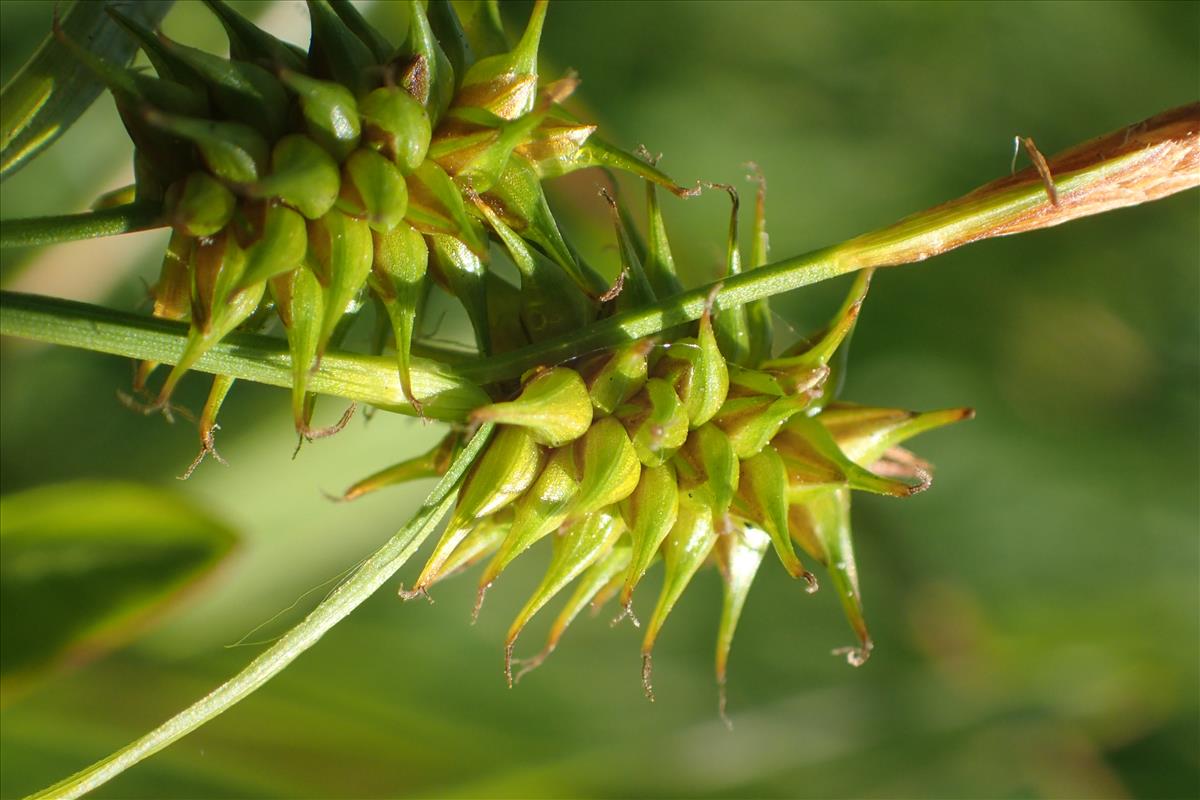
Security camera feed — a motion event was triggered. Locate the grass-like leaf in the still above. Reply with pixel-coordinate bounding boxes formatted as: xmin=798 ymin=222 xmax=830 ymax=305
xmin=0 ymin=1 xmax=173 ymax=182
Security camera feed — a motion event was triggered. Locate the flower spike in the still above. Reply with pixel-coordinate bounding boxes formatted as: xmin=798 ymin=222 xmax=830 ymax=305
xmin=79 ymin=0 xmax=977 ymax=703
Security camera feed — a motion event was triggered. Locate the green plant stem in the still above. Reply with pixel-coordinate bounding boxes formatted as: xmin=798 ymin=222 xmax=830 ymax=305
xmin=2 ymin=105 xmax=1194 ymax=395
xmin=460 ymin=102 xmax=1199 ymax=383
xmin=0 ymin=292 xmax=489 ymax=422
xmin=27 ymin=422 xmax=495 ymax=800
xmin=0 ymin=203 xmax=164 ymax=248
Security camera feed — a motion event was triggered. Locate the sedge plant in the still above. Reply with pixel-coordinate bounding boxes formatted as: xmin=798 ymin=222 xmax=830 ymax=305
xmin=0 ymin=1 xmax=1196 ymax=798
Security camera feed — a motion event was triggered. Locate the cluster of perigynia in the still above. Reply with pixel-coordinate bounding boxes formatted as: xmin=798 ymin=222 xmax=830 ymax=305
xmin=76 ymin=0 xmax=972 ymax=704
xmin=66 ymin=0 xmax=692 ymax=451
xmin=354 ymin=258 xmax=971 ymax=702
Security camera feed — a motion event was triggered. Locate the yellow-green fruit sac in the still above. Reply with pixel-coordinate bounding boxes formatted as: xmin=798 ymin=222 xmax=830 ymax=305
xmin=641 ymin=487 xmax=719 ymax=694
xmin=658 ymin=313 xmax=729 ymax=430
xmin=279 ymin=69 xmax=361 ymax=162
xmin=145 ymin=112 xmax=269 ymax=185
xmin=305 ymin=210 xmax=374 ymax=350
xmin=737 ymin=445 xmax=815 ymax=587
xmin=481 ymin=447 xmax=581 ymax=588
xmin=620 ymin=377 xmax=690 ymax=468
xmin=459 ymin=427 xmax=546 ymax=522
xmin=570 ymin=417 xmax=641 ymax=518
xmin=359 ymin=87 xmax=433 ymax=174
xmin=405 ymin=427 xmax=546 ymax=598
xmin=237 ymin=204 xmax=308 ymax=289
xmin=171 ymin=171 xmax=235 ymax=237
xmin=678 ymin=423 xmax=739 ymax=518
xmin=585 ymin=340 xmax=651 ymax=416
xmin=618 ymin=462 xmax=679 ymax=608
xmin=470 ymin=367 xmax=592 ymax=447
xmin=369 ymin=223 xmax=429 ymax=406
xmin=337 ymin=149 xmax=409 ymax=232
xmin=252 ymin=134 xmax=341 ymax=220
xmin=715 ymin=393 xmax=811 ymax=460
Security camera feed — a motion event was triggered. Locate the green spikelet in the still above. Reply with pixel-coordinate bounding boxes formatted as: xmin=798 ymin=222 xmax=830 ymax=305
xmin=82 ymin=0 xmax=977 ymax=708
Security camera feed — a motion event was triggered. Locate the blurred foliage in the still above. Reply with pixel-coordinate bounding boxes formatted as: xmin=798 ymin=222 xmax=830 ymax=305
xmin=0 ymin=481 xmax=237 ymax=702
xmin=1 ymin=1 xmax=1197 ymax=798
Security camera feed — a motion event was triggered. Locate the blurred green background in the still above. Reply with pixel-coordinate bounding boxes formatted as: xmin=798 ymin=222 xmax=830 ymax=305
xmin=1 ymin=1 xmax=1197 ymax=798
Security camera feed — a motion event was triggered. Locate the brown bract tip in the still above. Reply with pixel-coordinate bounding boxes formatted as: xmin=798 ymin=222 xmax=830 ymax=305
xmin=300 ymin=402 xmax=357 ymax=442
xmin=641 ymin=652 xmax=655 ymax=702
xmin=610 ymin=602 xmax=640 ymax=629
xmin=398 ymin=584 xmax=434 ymax=603
xmin=471 ymin=583 xmax=490 ymax=623
xmin=1016 ymin=136 xmax=1059 ymax=206
xmin=599 ymin=269 xmax=625 ymax=303
xmin=801 ymin=570 xmax=819 ymax=594
xmin=718 ymin=679 xmax=733 ymax=731
xmin=504 ymin=642 xmax=516 ymax=688
xmin=178 ymin=427 xmax=228 ymax=481
xmin=512 ymin=645 xmax=552 ymax=685
xmin=833 ymin=639 xmax=874 ymax=667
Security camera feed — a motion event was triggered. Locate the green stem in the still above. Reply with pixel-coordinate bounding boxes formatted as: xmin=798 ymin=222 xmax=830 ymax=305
xmin=459 ymin=103 xmax=1198 ymax=383
xmin=0 ymin=203 xmax=165 ymax=248
xmin=28 ymin=422 xmax=494 ymax=800
xmin=0 ymin=292 xmax=489 ymax=422
xmin=3 ymin=105 xmax=1194 ymax=394
xmin=460 ymin=245 xmax=847 ymax=385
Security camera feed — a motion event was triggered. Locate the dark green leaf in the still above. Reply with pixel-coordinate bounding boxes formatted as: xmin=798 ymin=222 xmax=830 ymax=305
xmin=0 ymin=0 xmax=173 ymax=182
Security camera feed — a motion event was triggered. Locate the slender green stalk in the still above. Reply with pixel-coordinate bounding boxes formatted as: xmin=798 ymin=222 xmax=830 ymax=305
xmin=0 ymin=203 xmax=164 ymax=248
xmin=2 ymin=105 xmax=1194 ymax=393
xmin=459 ymin=102 xmax=1198 ymax=383
xmin=27 ymin=422 xmax=495 ymax=800
xmin=0 ymin=292 xmax=488 ymax=422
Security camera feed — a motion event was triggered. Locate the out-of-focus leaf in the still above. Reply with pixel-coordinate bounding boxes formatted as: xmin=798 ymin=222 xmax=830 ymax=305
xmin=0 ymin=0 xmax=173 ymax=182
xmin=0 ymin=481 xmax=237 ymax=699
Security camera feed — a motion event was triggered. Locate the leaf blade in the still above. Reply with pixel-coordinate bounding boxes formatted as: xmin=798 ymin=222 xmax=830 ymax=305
xmin=0 ymin=0 xmax=173 ymax=182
